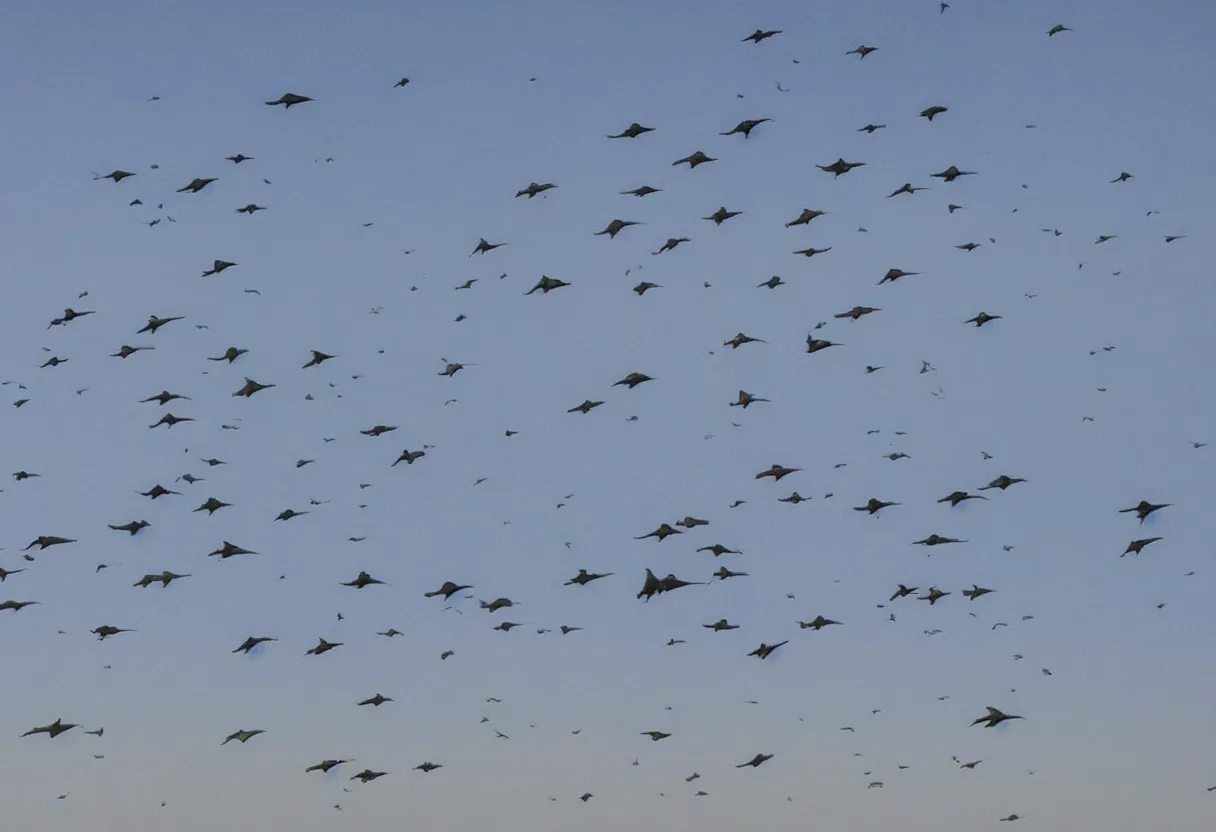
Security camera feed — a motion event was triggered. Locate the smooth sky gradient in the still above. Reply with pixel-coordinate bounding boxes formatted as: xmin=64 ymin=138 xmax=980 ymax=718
xmin=2 ymin=1 xmax=1215 ymax=830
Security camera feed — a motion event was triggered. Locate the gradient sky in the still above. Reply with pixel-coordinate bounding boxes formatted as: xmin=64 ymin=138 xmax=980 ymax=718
xmin=2 ymin=0 xmax=1215 ymax=829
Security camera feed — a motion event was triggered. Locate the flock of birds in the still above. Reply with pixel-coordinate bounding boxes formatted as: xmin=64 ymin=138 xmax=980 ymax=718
xmin=4 ymin=8 xmax=1212 ymax=830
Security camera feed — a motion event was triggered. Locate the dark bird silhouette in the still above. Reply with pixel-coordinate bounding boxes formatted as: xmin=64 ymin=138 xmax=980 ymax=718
xmin=1122 ymin=537 xmax=1163 ymax=557
xmin=963 ymin=585 xmax=994 ymax=600
xmin=878 ymin=268 xmax=918 ymax=285
xmin=854 ymin=498 xmax=899 ymax=515
xmin=932 ymin=166 xmax=976 ymax=182
xmin=95 ymin=170 xmax=136 ymax=182
xmin=636 ymin=569 xmax=703 ymax=601
xmin=1119 ymin=500 xmax=1171 ymax=523
xmin=565 ymin=569 xmax=613 ymax=586
xmin=846 ymin=45 xmax=878 ymax=58
xmin=673 ymin=151 xmax=716 ymax=168
xmin=912 ymin=534 xmax=965 ymax=547
xmin=636 ymin=523 xmax=681 ymax=541
xmin=737 ymin=753 xmax=774 ymax=768
xmin=265 ymin=93 xmax=313 ymax=108
xmin=818 ymin=158 xmax=865 ymax=177
xmin=202 ymin=260 xmax=237 ymax=276
xmin=222 ymin=729 xmax=265 ymax=745
xmin=938 ymin=491 xmax=987 ymax=507
xmin=526 ymin=275 xmax=571 ymax=294
xmin=137 ymin=315 xmax=184 ymax=334
xmin=516 ymin=182 xmax=556 ymax=198
xmin=425 ymin=582 xmax=472 ymax=599
xmin=1 ymin=600 xmax=41 ymax=612
xmin=608 ymin=123 xmax=654 ymax=139
xmin=305 ymin=638 xmax=343 ymax=656
xmin=22 ymin=719 xmax=77 ymax=738
xmin=91 ymin=625 xmax=134 ymax=641
xmin=176 ymin=178 xmax=216 ymax=193
xmin=798 ymin=615 xmax=841 ymax=630
xmin=654 ymin=237 xmax=691 ymax=255
xmin=596 ymin=219 xmax=641 ymax=238
xmin=742 ymin=29 xmax=782 ymax=44
xmin=966 ymin=312 xmax=1001 ymax=327
xmin=358 ymin=694 xmax=393 ymax=707
xmin=226 ymin=154 xmax=253 ymax=163
xmin=232 ymin=636 xmax=276 ymax=654
xmin=24 ymin=536 xmax=75 ymax=551
xmin=470 ymin=238 xmax=506 ymax=256
xmin=979 ymin=475 xmax=1026 ymax=491
xmin=108 ymin=520 xmax=150 ymax=535
xmin=748 ymin=641 xmax=788 ymax=660
xmin=889 ymin=584 xmax=919 ymax=602
xmin=971 ymin=707 xmax=1023 ymax=728
xmin=721 ymin=118 xmax=772 ymax=138
xmin=703 ymin=206 xmax=742 ymax=224
xmin=621 ymin=185 xmax=661 ymax=197
xmin=134 ymin=571 xmax=189 ymax=588
xmin=920 ymin=106 xmax=948 ymax=121
xmin=756 ymin=464 xmax=799 ymax=481
xmin=835 ymin=306 xmax=880 ymax=321
xmin=232 ymin=378 xmax=274 ymax=398
xmin=1047 ymin=24 xmax=1072 ymax=36
xmin=704 ymin=619 xmax=739 ymax=632
xmin=613 ymin=372 xmax=653 ymax=389
xmin=342 ymin=571 xmax=385 ymax=589
xmin=307 ymin=759 xmax=352 ymax=773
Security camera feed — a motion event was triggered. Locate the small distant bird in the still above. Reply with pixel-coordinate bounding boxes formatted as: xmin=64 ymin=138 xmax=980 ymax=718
xmin=394 ymin=78 xmax=410 ymax=87
xmin=720 ymin=118 xmax=772 ymax=138
xmin=920 ymin=106 xmax=948 ymax=121
xmin=742 ymin=29 xmax=782 ymax=44
xmin=516 ymin=182 xmax=556 ymax=198
xmin=846 ymin=45 xmax=878 ymax=58
xmin=265 ymin=93 xmax=313 ymax=108
xmin=971 ymin=707 xmax=1023 ymax=728
xmin=1047 ymin=24 xmax=1072 ymax=36
xmin=607 ymin=123 xmax=654 ymax=139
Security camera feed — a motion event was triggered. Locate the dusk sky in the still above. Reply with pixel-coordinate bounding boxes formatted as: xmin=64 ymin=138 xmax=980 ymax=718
xmin=2 ymin=0 xmax=1215 ymax=830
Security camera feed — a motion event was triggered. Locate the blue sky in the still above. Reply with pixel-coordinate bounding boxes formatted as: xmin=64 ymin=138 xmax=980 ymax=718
xmin=2 ymin=0 xmax=1215 ymax=829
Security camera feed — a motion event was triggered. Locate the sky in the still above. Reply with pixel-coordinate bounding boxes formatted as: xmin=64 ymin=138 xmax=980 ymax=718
xmin=2 ymin=0 xmax=1215 ymax=829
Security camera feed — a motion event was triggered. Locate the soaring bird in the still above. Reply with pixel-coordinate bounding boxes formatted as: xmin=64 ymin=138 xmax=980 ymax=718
xmin=1119 ymin=500 xmax=1170 ymax=523
xmin=971 ymin=707 xmax=1023 ymax=728
xmin=222 ymin=729 xmax=265 ymax=744
xmin=846 ymin=45 xmax=878 ymax=58
xmin=596 ymin=219 xmax=641 ymax=238
xmin=516 ymin=182 xmax=557 ymax=198
xmin=736 ymin=753 xmax=774 ymax=767
xmin=798 ymin=615 xmax=841 ymax=630
xmin=672 ymin=151 xmax=716 ymax=168
xmin=721 ymin=118 xmax=772 ymax=138
xmin=307 ymin=759 xmax=352 ymax=774
xmin=742 ymin=29 xmax=782 ymax=43
xmin=932 ymin=165 xmax=976 ymax=182
xmin=265 ymin=93 xmax=313 ymax=108
xmin=425 ymin=581 xmax=472 ymax=599
xmin=22 ymin=719 xmax=77 ymax=738
xmin=817 ymin=158 xmax=865 ymax=177
xmin=1047 ymin=24 xmax=1072 ymax=36
xmin=176 ymin=178 xmax=216 ymax=193
xmin=920 ymin=106 xmax=948 ymax=121
xmin=748 ymin=641 xmax=788 ymax=660
xmin=1122 ymin=537 xmax=1162 ymax=557
xmin=607 ymin=123 xmax=654 ymax=139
